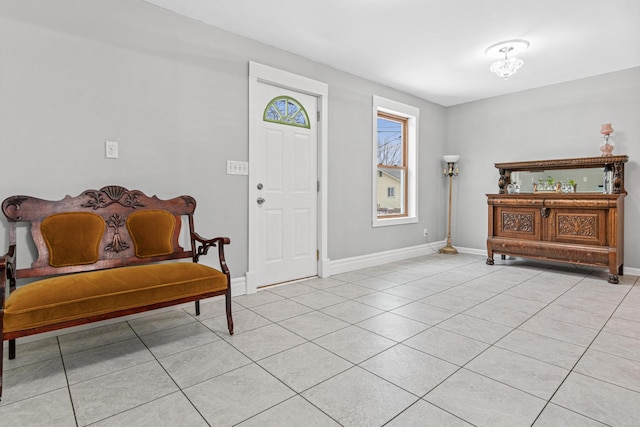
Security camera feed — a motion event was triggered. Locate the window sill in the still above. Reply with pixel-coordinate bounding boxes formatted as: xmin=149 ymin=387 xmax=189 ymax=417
xmin=372 ymin=216 xmax=418 ymax=227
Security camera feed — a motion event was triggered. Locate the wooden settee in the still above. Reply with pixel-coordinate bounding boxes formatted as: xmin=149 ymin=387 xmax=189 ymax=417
xmin=0 ymin=186 xmax=233 ymax=399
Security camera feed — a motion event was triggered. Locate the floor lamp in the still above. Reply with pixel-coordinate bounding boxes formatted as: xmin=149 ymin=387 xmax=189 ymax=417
xmin=440 ymin=155 xmax=459 ymax=254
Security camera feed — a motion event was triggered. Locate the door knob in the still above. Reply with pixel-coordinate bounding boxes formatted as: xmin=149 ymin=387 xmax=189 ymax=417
xmin=257 ymin=197 xmax=265 ymax=205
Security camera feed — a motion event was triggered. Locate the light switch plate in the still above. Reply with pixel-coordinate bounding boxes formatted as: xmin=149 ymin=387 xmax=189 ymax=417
xmin=227 ymin=160 xmax=248 ymax=175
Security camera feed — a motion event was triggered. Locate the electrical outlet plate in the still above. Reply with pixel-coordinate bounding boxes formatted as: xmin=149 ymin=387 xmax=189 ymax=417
xmin=105 ymin=141 xmax=118 ymax=159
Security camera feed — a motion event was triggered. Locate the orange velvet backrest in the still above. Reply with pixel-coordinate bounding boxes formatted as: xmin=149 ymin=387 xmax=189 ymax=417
xmin=126 ymin=210 xmax=176 ymax=258
xmin=41 ymin=212 xmax=106 ymax=267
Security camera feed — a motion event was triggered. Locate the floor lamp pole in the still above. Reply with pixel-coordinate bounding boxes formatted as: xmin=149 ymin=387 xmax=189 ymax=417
xmin=440 ymin=156 xmax=459 ymax=254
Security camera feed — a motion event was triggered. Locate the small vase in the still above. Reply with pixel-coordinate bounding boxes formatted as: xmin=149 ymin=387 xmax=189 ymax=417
xmin=600 ymin=144 xmax=614 ymax=156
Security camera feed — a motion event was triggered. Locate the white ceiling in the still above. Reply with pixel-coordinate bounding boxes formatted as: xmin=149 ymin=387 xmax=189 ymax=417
xmin=143 ymin=0 xmax=640 ymax=106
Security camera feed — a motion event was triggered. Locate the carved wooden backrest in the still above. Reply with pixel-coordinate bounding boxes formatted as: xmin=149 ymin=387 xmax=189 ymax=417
xmin=2 ymin=186 xmax=197 ymax=279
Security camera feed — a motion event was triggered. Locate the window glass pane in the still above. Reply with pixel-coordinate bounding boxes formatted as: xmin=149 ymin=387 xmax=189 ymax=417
xmin=287 ymin=102 xmax=299 ymax=116
xmin=293 ymin=111 xmax=306 ymax=125
xmin=377 ymin=117 xmax=403 ymax=166
xmin=263 ymin=96 xmax=310 ymax=129
xmin=265 ymin=105 xmax=280 ymax=121
xmin=377 ymin=167 xmax=405 ymax=216
xmin=275 ymin=99 xmax=287 ymax=116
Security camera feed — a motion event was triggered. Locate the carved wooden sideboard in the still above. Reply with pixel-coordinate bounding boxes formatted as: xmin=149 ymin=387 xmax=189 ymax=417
xmin=486 ymin=155 xmax=628 ymax=283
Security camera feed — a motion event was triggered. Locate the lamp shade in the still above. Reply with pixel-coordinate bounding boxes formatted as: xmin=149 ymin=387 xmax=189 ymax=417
xmin=443 ymin=155 xmax=460 ymax=163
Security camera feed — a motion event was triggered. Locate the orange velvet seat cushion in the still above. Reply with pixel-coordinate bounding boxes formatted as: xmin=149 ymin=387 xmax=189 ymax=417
xmin=41 ymin=212 xmax=106 ymax=267
xmin=3 ymin=263 xmax=227 ymax=334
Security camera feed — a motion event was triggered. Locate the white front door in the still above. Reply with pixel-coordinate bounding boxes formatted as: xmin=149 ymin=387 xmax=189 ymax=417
xmin=252 ymin=82 xmax=318 ymax=287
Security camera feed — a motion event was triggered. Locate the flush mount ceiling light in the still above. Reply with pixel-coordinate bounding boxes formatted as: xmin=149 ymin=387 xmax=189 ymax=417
xmin=485 ymin=39 xmax=530 ymax=80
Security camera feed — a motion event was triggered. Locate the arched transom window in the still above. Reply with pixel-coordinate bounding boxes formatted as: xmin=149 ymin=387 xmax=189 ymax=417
xmin=263 ymin=96 xmax=310 ymax=128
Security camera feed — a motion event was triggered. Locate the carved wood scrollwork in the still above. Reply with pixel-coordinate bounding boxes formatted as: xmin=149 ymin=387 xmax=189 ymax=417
xmin=104 ymin=213 xmax=130 ymax=253
xmin=613 ymin=162 xmax=625 ymax=194
xmin=540 ymin=208 xmax=550 ymax=218
xmin=194 ymin=242 xmax=215 ymax=263
xmin=82 ymin=186 xmax=145 ymax=210
xmin=558 ymin=215 xmax=597 ymax=237
xmin=1 ymin=196 xmax=28 ymax=221
xmin=502 ymin=212 xmax=534 ymax=232
xmin=498 ymin=168 xmax=507 ymax=194
xmin=181 ymin=196 xmax=196 ymax=213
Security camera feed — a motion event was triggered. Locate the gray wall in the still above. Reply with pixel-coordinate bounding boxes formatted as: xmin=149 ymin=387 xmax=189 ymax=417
xmin=0 ymin=0 xmax=447 ymax=276
xmin=446 ymin=67 xmax=640 ymax=269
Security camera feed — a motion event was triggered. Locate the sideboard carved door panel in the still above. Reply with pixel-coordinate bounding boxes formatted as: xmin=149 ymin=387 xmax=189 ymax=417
xmin=494 ymin=207 xmax=541 ymax=241
xmin=549 ymin=210 xmax=606 ymax=245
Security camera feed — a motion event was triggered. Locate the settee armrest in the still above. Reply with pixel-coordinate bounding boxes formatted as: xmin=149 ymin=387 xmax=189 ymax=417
xmin=0 ymin=245 xmax=16 ymax=310
xmin=191 ymin=233 xmax=231 ymax=275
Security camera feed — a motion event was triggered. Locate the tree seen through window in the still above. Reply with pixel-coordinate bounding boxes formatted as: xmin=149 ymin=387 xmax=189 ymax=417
xmin=377 ymin=117 xmax=403 ymax=166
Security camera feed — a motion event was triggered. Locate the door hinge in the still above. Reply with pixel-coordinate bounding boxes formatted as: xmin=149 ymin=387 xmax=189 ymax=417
xmin=316 ymin=249 xmax=319 ymax=260
xmin=317 ymin=181 xmax=320 ymax=192
xmin=317 ymin=111 xmax=320 ymax=121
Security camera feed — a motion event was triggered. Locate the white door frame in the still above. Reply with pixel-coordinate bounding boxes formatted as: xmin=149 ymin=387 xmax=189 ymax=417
xmin=246 ymin=62 xmax=329 ymax=293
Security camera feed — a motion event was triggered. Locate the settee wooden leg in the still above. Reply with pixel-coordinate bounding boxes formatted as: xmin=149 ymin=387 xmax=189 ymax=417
xmin=225 ymin=288 xmax=234 ymax=335
xmin=8 ymin=340 xmax=15 ymax=360
xmin=195 ymin=300 xmax=200 ymax=316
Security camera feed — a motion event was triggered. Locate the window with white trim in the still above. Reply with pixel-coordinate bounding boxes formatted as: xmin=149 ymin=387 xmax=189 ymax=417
xmin=372 ymin=96 xmax=418 ymax=227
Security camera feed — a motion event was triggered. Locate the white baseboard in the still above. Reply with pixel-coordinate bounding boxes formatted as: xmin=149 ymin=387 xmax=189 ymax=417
xmin=230 ymin=276 xmax=246 ymax=296
xmin=326 ymin=240 xmax=446 ymax=276
xmin=624 ymin=267 xmax=640 ymax=276
xmin=454 ymin=246 xmax=488 ymax=257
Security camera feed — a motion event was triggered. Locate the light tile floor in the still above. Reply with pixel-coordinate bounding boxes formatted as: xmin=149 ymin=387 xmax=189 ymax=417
xmin=2 ymin=254 xmax=640 ymax=426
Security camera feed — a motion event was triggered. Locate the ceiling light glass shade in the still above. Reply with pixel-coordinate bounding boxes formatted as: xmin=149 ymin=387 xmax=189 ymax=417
xmin=443 ymin=155 xmax=460 ymax=163
xmin=489 ymin=57 xmax=524 ymax=79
